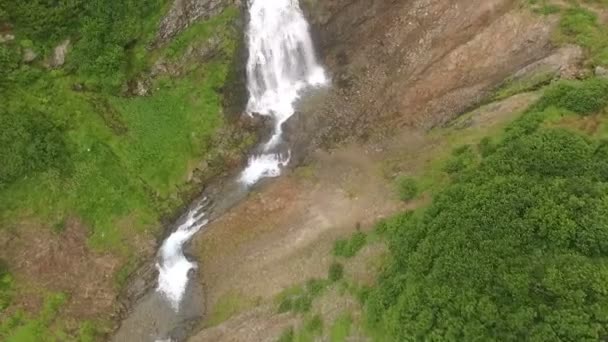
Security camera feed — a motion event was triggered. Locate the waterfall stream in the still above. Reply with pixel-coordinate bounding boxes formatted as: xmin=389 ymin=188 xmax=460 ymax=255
xmin=156 ymin=0 xmax=327 ymax=311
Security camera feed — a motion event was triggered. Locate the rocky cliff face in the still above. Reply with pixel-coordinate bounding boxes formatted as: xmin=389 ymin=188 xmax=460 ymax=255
xmin=155 ymin=0 xmax=242 ymax=46
xmin=288 ymin=0 xmax=556 ymax=156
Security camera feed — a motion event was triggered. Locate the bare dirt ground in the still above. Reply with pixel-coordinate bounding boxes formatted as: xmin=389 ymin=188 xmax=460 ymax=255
xmin=0 ymin=219 xmax=121 ymax=325
xmin=190 ymin=141 xmax=407 ymax=342
xmin=193 ymin=142 xmax=410 ymax=313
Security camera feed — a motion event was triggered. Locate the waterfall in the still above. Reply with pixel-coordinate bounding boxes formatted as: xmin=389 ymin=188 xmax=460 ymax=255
xmin=240 ymin=0 xmax=327 ymax=185
xmin=156 ymin=0 xmax=326 ymax=311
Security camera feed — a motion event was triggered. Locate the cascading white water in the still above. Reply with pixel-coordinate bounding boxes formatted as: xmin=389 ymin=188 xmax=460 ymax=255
xmin=240 ymin=0 xmax=327 ymax=185
xmin=156 ymin=0 xmax=326 ymax=311
xmin=156 ymin=206 xmax=207 ymax=310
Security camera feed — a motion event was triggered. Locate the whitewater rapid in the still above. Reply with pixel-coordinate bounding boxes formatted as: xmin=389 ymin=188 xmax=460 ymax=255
xmin=156 ymin=0 xmax=327 ymax=311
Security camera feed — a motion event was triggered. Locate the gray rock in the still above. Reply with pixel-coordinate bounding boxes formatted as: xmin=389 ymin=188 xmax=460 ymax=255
xmin=0 ymin=33 xmax=14 ymax=43
xmin=155 ymin=0 xmax=241 ymax=46
xmin=48 ymin=39 xmax=70 ymax=68
xmin=595 ymin=66 xmax=608 ymax=78
xmin=135 ymin=79 xmax=150 ymax=96
xmin=22 ymin=48 xmax=37 ymax=63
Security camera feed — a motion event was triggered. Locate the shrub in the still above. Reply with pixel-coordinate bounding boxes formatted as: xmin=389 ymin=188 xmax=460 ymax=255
xmin=333 ymin=231 xmax=367 ymax=258
xmin=534 ymin=78 xmax=608 ymax=115
xmin=276 ymin=327 xmax=294 ymax=342
xmin=304 ymin=314 xmax=323 ymax=335
xmin=329 ymin=263 xmax=344 ymax=282
xmin=306 ymin=278 xmax=327 ymax=297
xmin=478 ymin=137 xmax=496 ymax=157
xmin=558 ymin=7 xmax=608 ymax=66
xmin=292 ymin=295 xmax=312 ymax=313
xmin=277 ymin=297 xmax=293 ymax=314
xmin=0 ymin=260 xmax=12 ymax=311
xmin=396 ymin=177 xmax=418 ymax=201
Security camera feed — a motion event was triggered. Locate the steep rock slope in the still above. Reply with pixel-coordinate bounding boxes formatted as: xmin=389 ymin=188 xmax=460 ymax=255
xmin=288 ymin=0 xmax=555 ymax=151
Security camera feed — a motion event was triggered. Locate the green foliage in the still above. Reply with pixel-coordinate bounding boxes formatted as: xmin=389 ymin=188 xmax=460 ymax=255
xmin=2 ymin=0 xmax=167 ymax=92
xmin=0 ymin=7 xmax=243 ymax=252
xmin=328 ymin=263 xmax=344 ymax=282
xmin=396 ymin=176 xmax=418 ymax=201
xmin=0 ymin=292 xmax=98 ymax=342
xmin=533 ymin=77 xmax=608 ymax=115
xmin=443 ymin=144 xmax=477 ymax=175
xmin=0 ymin=45 xmax=19 ymax=88
xmin=306 ymin=278 xmax=327 ymax=297
xmin=292 ymin=295 xmax=313 ymax=313
xmin=557 ymin=6 xmax=608 ymax=66
xmin=329 ymin=313 xmax=352 ymax=342
xmin=277 ymin=280 xmax=329 ymax=315
xmin=0 ymin=107 xmax=71 ymax=188
xmin=478 ymin=136 xmax=497 ymax=157
xmin=164 ymin=7 xmax=239 ymax=60
xmin=277 ymin=327 xmax=294 ymax=342
xmin=525 ymin=0 xmax=561 ymax=15
xmin=304 ymin=314 xmax=324 ymax=335
xmin=1 ymin=0 xmax=84 ymax=49
xmin=277 ymin=286 xmax=312 ymax=314
xmin=365 ymin=77 xmax=608 ymax=341
xmin=333 ymin=231 xmax=367 ymax=258
xmin=0 ymin=260 xmax=13 ymax=311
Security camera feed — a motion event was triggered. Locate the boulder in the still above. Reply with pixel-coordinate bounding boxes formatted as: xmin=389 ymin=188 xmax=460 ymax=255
xmin=0 ymin=33 xmax=14 ymax=43
xmin=596 ymin=66 xmax=608 ymax=78
xmin=48 ymin=39 xmax=70 ymax=68
xmin=22 ymin=48 xmax=37 ymax=63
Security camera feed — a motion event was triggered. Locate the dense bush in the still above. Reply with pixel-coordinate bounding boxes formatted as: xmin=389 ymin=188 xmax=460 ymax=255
xmin=532 ymin=78 xmax=608 ymax=115
xmin=366 ymin=78 xmax=608 ymax=341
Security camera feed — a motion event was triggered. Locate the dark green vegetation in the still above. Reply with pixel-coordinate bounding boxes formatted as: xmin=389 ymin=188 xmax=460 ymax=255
xmin=557 ymin=6 xmax=608 ymax=67
xmin=527 ymin=0 xmax=608 ymax=67
xmin=0 ymin=2 xmax=247 ymax=341
xmin=333 ymin=231 xmax=367 ymax=258
xmin=365 ymin=77 xmax=608 ymax=341
xmin=0 ymin=261 xmax=12 ymax=312
xmin=396 ymin=176 xmax=418 ymax=201
xmin=328 ymin=262 xmax=344 ymax=282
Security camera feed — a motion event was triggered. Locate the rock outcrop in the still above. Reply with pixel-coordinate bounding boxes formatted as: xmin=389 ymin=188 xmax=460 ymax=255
xmin=47 ymin=39 xmax=70 ymax=68
xmin=285 ymin=0 xmax=558 ymax=159
xmin=155 ymin=0 xmax=241 ymax=46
